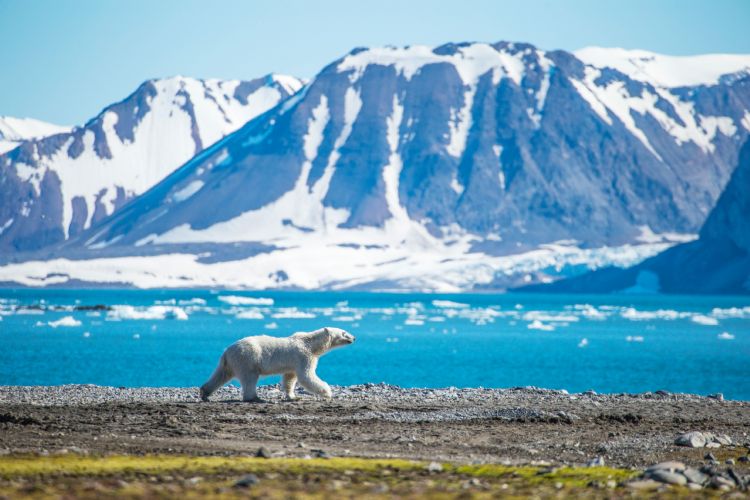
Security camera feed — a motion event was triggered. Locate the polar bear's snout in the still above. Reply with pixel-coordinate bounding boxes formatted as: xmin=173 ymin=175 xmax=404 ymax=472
xmin=341 ymin=331 xmax=355 ymax=344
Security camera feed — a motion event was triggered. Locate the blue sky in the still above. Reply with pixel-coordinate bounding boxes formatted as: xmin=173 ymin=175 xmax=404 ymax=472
xmin=1 ymin=0 xmax=749 ymax=125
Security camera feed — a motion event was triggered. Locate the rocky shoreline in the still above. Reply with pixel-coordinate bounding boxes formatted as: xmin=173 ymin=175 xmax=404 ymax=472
xmin=1 ymin=384 xmax=749 ymax=493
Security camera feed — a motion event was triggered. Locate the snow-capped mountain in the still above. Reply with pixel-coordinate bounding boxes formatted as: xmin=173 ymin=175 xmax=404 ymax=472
xmin=520 ymin=138 xmax=750 ymax=294
xmin=1 ymin=41 xmax=749 ymax=290
xmin=0 ymin=116 xmax=71 ymax=155
xmin=0 ymin=74 xmax=303 ymax=252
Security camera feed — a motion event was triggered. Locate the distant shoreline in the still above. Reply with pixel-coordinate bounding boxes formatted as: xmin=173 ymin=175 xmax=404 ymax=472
xmin=0 ymin=384 xmax=746 ymax=404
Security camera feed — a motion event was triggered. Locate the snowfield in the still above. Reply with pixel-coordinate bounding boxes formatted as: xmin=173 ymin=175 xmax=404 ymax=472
xmin=0 ymin=238 xmax=685 ymax=291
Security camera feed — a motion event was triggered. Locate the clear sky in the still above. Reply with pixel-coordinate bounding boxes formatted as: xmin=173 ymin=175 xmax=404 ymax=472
xmin=1 ymin=0 xmax=749 ymax=125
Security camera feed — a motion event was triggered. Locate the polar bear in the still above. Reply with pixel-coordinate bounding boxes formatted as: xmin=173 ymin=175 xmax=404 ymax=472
xmin=200 ymin=327 xmax=355 ymax=402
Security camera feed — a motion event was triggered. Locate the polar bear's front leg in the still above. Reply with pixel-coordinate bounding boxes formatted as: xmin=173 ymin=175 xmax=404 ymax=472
xmin=297 ymin=361 xmax=332 ymax=399
xmin=282 ymin=373 xmax=298 ymax=400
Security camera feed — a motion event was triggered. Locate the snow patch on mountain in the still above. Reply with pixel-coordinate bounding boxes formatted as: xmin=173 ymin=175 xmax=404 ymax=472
xmin=269 ymin=74 xmax=305 ymax=95
xmin=570 ymin=61 xmax=743 ymax=157
xmin=575 ymin=47 xmax=750 ymax=88
xmin=338 ymin=43 xmax=526 ymax=86
xmin=0 ymin=116 xmax=71 ymax=154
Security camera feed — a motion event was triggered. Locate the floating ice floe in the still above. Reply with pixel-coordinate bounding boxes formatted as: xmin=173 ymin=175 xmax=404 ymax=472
xmin=626 ymin=335 xmax=645 ymax=342
xmin=523 ymin=311 xmax=579 ymax=322
xmin=404 ymin=318 xmax=425 ymax=326
xmin=271 ymin=308 xmax=315 ymax=319
xmin=265 ymin=322 xmax=278 ymax=330
xmin=578 ymin=338 xmax=589 ymax=348
xmin=710 ymin=306 xmax=750 ymax=319
xmin=572 ymin=304 xmax=608 ymax=320
xmin=47 ymin=316 xmax=81 ymax=328
xmin=107 ymin=305 xmax=188 ymax=321
xmin=332 ymin=315 xmax=360 ymax=322
xmin=235 ymin=309 xmax=264 ymax=320
xmin=179 ymin=298 xmax=207 ymax=306
xmin=527 ymin=320 xmax=555 ymax=331
xmin=432 ymin=300 xmax=470 ymax=309
xmin=691 ymin=314 xmax=719 ymax=326
xmin=14 ymin=308 xmax=44 ymax=315
xmin=218 ymin=295 xmax=274 ymax=306
xmin=620 ymin=307 xmax=685 ymax=321
xmin=717 ymin=332 xmax=735 ymax=340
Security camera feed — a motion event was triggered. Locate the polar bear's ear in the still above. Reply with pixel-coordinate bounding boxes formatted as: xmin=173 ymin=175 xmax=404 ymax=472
xmin=323 ymin=327 xmax=330 ymax=335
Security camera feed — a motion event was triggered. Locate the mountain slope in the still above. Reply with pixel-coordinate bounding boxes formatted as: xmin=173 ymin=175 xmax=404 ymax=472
xmin=81 ymin=43 xmax=750 ymax=252
xmin=519 ymin=138 xmax=750 ymax=294
xmin=0 ymin=116 xmax=71 ymax=155
xmin=1 ymin=41 xmax=749 ymax=290
xmin=0 ymin=74 xmax=303 ymax=252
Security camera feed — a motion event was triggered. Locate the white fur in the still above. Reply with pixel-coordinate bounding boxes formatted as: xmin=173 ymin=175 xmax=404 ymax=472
xmin=200 ymin=327 xmax=355 ymax=402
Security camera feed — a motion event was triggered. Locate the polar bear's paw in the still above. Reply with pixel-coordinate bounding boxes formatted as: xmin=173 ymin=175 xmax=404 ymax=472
xmin=199 ymin=387 xmax=209 ymax=402
xmin=243 ymin=396 xmax=265 ymax=403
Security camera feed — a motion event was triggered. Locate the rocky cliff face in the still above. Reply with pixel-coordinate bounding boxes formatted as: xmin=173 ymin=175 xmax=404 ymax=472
xmin=520 ymin=138 xmax=750 ymax=294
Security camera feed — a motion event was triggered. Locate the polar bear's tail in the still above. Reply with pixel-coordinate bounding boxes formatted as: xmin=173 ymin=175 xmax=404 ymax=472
xmin=200 ymin=353 xmax=233 ymax=402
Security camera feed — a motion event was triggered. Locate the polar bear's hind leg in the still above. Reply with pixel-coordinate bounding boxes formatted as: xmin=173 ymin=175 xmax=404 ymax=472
xmin=200 ymin=355 xmax=233 ymax=401
xmin=282 ymin=373 xmax=298 ymax=400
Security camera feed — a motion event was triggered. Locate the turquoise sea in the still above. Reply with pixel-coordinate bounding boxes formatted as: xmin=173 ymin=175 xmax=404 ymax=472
xmin=0 ymin=289 xmax=748 ymax=399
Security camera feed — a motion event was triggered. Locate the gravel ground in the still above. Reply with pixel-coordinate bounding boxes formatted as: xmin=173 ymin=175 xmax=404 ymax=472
xmin=1 ymin=384 xmax=749 ymax=471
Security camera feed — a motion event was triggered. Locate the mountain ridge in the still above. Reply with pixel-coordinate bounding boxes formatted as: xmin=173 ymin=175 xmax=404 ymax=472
xmin=1 ymin=41 xmax=748 ymax=291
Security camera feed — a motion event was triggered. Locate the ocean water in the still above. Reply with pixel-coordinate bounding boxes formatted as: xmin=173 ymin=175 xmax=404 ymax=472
xmin=0 ymin=289 xmax=748 ymax=400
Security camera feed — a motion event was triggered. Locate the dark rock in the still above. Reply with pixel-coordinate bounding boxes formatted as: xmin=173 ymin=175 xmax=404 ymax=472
xmin=699 ymin=465 xmax=719 ymax=476
xmin=233 ymin=474 xmax=260 ymax=488
xmin=705 ymin=452 xmax=717 ymax=461
xmin=727 ymin=468 xmax=742 ymax=486
xmin=255 ymin=447 xmax=271 ymax=458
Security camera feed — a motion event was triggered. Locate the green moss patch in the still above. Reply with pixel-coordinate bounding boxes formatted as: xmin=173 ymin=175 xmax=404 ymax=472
xmin=0 ymin=454 xmax=685 ymax=499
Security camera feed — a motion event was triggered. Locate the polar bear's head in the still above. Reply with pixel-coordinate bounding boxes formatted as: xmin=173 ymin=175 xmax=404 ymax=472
xmin=303 ymin=327 xmax=355 ymax=355
xmin=326 ymin=327 xmax=356 ymax=348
